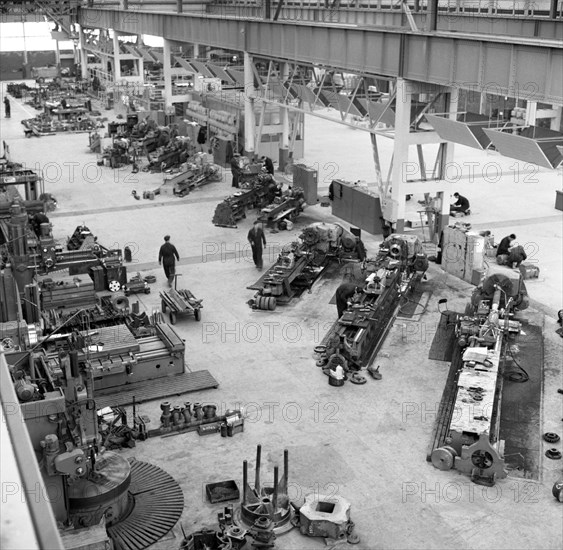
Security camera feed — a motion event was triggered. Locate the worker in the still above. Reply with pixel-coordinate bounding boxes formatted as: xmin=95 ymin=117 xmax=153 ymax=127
xmin=450 ymin=192 xmax=470 ymax=215
xmin=31 ymin=211 xmax=50 ymax=237
xmin=247 ymin=220 xmax=267 ymax=270
xmin=335 ymin=283 xmax=359 ymax=318
xmin=4 ymin=97 xmax=10 ymax=118
xmin=497 ymin=233 xmax=516 ymax=257
xmin=506 ymin=244 xmax=527 ymax=268
xmin=261 ymin=155 xmax=275 ymax=175
xmin=158 ymin=235 xmax=180 ymax=287
xmin=231 ymin=153 xmax=241 ymax=188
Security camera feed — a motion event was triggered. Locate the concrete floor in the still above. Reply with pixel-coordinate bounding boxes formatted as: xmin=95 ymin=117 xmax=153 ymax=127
xmin=1 ymin=84 xmax=562 ymax=550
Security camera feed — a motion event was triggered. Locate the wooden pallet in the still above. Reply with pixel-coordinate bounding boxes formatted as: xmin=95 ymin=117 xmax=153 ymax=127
xmin=94 ymin=370 xmax=219 ymax=408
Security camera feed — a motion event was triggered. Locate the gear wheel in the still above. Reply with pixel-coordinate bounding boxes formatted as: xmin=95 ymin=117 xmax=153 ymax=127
xmin=543 ymin=432 xmax=560 ymax=443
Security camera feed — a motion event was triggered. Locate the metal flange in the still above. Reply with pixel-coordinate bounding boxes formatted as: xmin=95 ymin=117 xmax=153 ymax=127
xmin=545 ymin=448 xmax=562 ymax=460
xmin=543 ymin=432 xmax=560 ymax=443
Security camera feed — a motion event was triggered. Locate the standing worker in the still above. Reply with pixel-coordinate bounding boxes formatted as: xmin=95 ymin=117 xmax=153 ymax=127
xmin=335 ymin=283 xmax=359 ymax=318
xmin=231 ymin=153 xmax=241 ymax=188
xmin=247 ymin=220 xmax=266 ymax=270
xmin=4 ymin=96 xmax=11 ymax=118
xmin=158 ymin=235 xmax=180 ymax=286
xmin=450 ymin=192 xmax=470 ymax=215
xmin=261 ymin=155 xmax=275 ymax=175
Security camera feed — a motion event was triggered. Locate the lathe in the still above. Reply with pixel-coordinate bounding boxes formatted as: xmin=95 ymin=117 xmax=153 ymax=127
xmin=315 ymin=234 xmax=428 ymax=372
xmin=430 ymin=272 xmax=525 ymax=485
xmin=248 ymin=222 xmax=366 ymax=309
xmin=212 ymin=172 xmax=276 ymax=228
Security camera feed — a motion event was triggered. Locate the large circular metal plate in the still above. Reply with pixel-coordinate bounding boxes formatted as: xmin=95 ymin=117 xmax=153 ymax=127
xmin=107 ymin=459 xmax=184 ymax=550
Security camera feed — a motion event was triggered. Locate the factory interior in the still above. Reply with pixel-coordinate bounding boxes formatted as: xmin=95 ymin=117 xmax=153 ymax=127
xmin=0 ymin=2 xmax=562 ymax=550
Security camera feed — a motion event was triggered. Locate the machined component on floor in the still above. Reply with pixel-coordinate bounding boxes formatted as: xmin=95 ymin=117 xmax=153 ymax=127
xmin=297 ymin=493 xmax=360 ymax=544
xmin=553 ymin=480 xmax=563 ymax=502
xmin=543 ymin=432 xmax=560 ymax=443
xmin=107 ymin=459 xmax=184 ymax=550
xmin=235 ymin=445 xmax=294 ymax=535
xmin=545 ymin=448 xmax=562 ymax=460
xmin=179 ymin=528 xmax=224 ymax=550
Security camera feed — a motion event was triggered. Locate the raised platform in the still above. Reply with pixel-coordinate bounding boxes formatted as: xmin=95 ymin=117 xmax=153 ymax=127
xmin=95 ymin=369 xmax=219 ymax=408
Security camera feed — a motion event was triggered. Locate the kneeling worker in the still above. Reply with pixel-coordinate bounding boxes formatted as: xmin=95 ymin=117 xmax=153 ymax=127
xmin=450 ymin=192 xmax=470 ymax=215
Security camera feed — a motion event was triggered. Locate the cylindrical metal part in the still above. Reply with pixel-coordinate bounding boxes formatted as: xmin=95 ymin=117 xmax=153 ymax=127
xmin=272 ymin=466 xmax=278 ymax=516
xmin=243 ymin=460 xmax=248 ymax=504
xmin=70 ymin=351 xmax=79 ymax=378
xmin=255 ymin=445 xmax=261 ymax=493
xmin=40 ymin=223 xmax=51 ymax=237
xmin=283 ymin=449 xmax=288 ymax=492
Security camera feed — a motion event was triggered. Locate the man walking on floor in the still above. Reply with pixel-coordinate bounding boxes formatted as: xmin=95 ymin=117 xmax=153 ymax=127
xmin=248 ymin=220 xmax=266 ymax=269
xmin=158 ymin=235 xmax=180 ymax=286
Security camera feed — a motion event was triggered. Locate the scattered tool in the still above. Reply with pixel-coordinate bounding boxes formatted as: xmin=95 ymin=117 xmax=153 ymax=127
xmin=367 ymin=365 xmax=382 ymax=380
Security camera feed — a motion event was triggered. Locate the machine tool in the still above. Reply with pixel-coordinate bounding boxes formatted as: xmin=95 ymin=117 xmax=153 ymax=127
xmin=162 ymin=153 xmax=222 ymax=197
xmin=257 ymin=188 xmax=306 ymax=229
xmin=1 ymin=350 xmax=184 ymax=550
xmin=315 ymin=234 xmax=428 ymax=372
xmin=430 ymin=273 xmax=524 ymax=485
xmin=212 ymin=172 xmax=277 ymax=228
xmin=248 ymin=222 xmax=366 ymax=309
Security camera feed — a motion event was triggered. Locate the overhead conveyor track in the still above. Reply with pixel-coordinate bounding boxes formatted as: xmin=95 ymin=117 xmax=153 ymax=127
xmin=78 ymin=8 xmax=563 ymax=104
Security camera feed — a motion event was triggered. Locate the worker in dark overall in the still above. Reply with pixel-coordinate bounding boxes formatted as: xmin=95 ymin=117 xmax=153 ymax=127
xmin=247 ymin=220 xmax=266 ymax=270
xmin=335 ymin=283 xmax=359 ymax=318
xmin=450 ymin=192 xmax=470 ymax=215
xmin=4 ymin=97 xmax=11 ymax=118
xmin=31 ymin=211 xmax=50 ymax=237
xmin=261 ymin=155 xmax=275 ymax=175
xmin=496 ymin=233 xmax=516 ymax=265
xmin=158 ymin=235 xmax=179 ymax=286
xmin=231 ymin=153 xmax=241 ymax=188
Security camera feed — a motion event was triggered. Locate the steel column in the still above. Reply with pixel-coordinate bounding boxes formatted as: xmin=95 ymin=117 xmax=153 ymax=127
xmin=390 ymin=78 xmax=411 ymax=232
xmin=112 ymin=30 xmax=121 ymax=82
xmin=279 ymin=62 xmax=290 ymax=170
xmin=437 ymin=91 xmax=458 ymax=236
xmin=163 ymin=39 xmax=173 ymax=108
xmin=370 ymin=133 xmax=384 ymax=196
xmin=426 ymin=0 xmax=438 ymax=32
xmin=244 ymin=52 xmax=256 ymax=157
xmin=79 ymin=26 xmax=89 ymax=80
